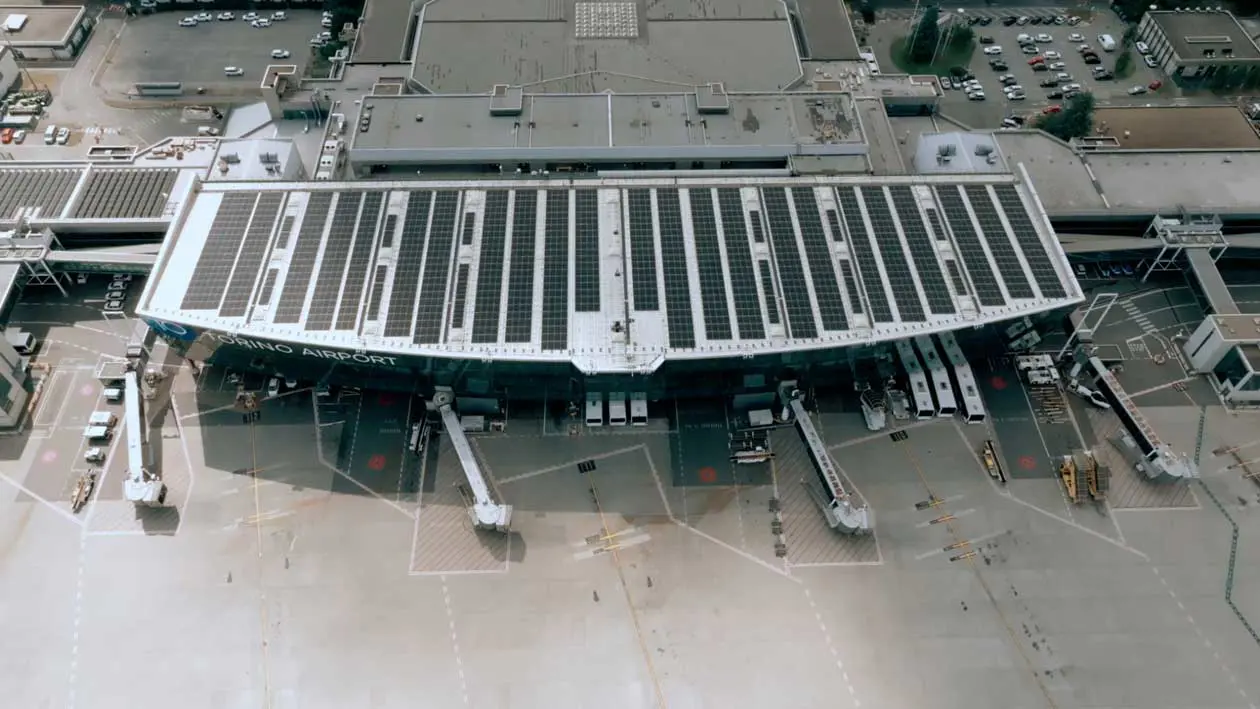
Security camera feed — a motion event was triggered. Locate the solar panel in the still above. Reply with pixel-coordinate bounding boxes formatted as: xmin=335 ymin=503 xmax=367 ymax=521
xmin=716 ymin=189 xmax=766 ymax=340
xmin=541 ymin=190 xmax=570 ymax=351
xmin=944 ymin=259 xmax=968 ymax=295
xmin=381 ymin=214 xmax=397 ymax=249
xmin=471 ymin=190 xmax=509 ymax=343
xmin=219 ymin=193 xmax=283 ymax=318
xmin=627 ymin=188 xmax=659 ymax=311
xmin=335 ymin=191 xmax=384 ymax=330
xmin=654 ymin=189 xmax=696 ymax=348
xmin=749 ymin=210 xmax=766 ymax=243
xmin=366 ymin=265 xmax=389 ymax=321
xmin=924 ymin=207 xmax=949 ymax=242
xmin=461 ymin=212 xmax=476 ymax=245
xmin=687 ymin=189 xmax=732 ymax=341
xmin=258 ymin=269 xmax=280 ymax=307
xmin=413 ymin=190 xmax=460 ymax=344
xmin=825 ymin=209 xmax=844 ymax=243
xmin=757 ymin=260 xmax=781 ymax=325
xmin=274 ymin=192 xmax=333 ymax=323
xmin=275 ymin=215 xmax=295 ymax=250
xmin=504 ymin=189 xmax=538 ymax=343
xmin=382 ymin=191 xmax=432 ymax=337
xmin=992 ymin=185 xmax=1067 ymax=299
xmin=183 ymin=193 xmax=258 ymax=310
xmin=888 ymin=186 xmax=956 ymax=316
xmin=963 ymin=185 xmax=1034 ymax=300
xmin=715 ymin=191 xmax=771 ymax=340
xmin=834 ymin=187 xmax=894 ymax=323
xmin=791 ymin=188 xmax=848 ymax=331
xmin=858 ymin=187 xmax=925 ymax=322
xmin=838 ymin=260 xmax=863 ymax=314
xmin=450 ymin=263 xmax=471 ymax=329
xmin=933 ymin=186 xmax=1006 ymax=307
xmin=760 ymin=188 xmax=818 ymax=339
xmin=574 ymin=190 xmax=601 ymax=312
xmin=305 ymin=192 xmax=363 ymax=331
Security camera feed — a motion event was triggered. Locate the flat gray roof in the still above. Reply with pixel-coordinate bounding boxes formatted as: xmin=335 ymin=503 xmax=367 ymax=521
xmin=1084 ymin=151 xmax=1260 ymax=215
xmin=990 ymin=131 xmax=1108 ymax=215
xmin=351 ymin=92 xmax=863 ymax=158
xmin=796 ymin=0 xmax=860 ymax=60
xmin=353 ymin=0 xmax=417 ymax=64
xmin=411 ymin=0 xmax=802 ymax=93
xmin=0 ymin=6 xmax=83 ymax=46
xmin=1148 ymin=10 xmax=1260 ymax=61
xmin=1093 ymin=106 xmax=1260 ymax=150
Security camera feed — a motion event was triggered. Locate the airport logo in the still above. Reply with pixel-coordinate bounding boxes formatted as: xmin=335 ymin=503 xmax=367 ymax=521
xmin=146 ymin=319 xmax=198 ymax=342
xmin=205 ymin=332 xmax=399 ymax=367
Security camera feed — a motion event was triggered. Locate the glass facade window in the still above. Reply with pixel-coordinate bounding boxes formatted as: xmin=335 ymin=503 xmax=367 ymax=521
xmin=1213 ymin=346 xmax=1248 ymax=389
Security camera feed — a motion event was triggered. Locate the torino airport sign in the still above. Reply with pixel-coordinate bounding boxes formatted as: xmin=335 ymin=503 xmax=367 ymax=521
xmin=147 ymin=320 xmax=400 ymax=367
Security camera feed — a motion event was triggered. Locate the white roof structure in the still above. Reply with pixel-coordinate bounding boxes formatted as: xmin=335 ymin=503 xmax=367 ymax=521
xmin=139 ymin=175 xmax=1082 ymax=374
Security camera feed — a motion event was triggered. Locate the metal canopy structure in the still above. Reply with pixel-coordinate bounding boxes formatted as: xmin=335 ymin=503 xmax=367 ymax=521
xmin=139 ymin=175 xmax=1082 ymax=374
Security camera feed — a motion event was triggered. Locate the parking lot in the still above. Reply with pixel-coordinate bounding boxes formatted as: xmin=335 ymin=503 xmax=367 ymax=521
xmin=872 ymin=5 xmax=1168 ymax=126
xmin=100 ymin=10 xmax=324 ymax=91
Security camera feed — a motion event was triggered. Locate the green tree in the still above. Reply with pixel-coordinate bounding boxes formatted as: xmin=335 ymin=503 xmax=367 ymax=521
xmin=1115 ymin=50 xmax=1133 ymax=77
xmin=1035 ymin=92 xmax=1096 ymax=141
xmin=1122 ymin=24 xmax=1138 ymax=48
xmin=948 ymin=24 xmax=974 ymax=51
xmin=858 ymin=1 xmax=876 ymax=24
xmin=908 ymin=6 xmax=941 ymax=64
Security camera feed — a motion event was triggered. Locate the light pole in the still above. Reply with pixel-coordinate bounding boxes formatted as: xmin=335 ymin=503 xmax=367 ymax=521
xmin=931 ymin=9 xmax=965 ymax=67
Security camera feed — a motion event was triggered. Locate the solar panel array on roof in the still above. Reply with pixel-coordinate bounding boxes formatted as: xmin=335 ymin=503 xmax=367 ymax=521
xmin=760 ymin=187 xmax=818 ymax=339
xmin=824 ymin=208 xmax=844 ymax=243
xmin=306 ymin=192 xmax=363 ymax=331
xmin=923 ymin=207 xmax=949 ymax=242
xmin=657 ymin=189 xmax=696 ymax=348
xmin=835 ymin=187 xmax=894 ymax=323
xmin=888 ymin=186 xmax=955 ymax=316
xmin=963 ymin=185 xmax=1034 ymax=300
xmin=573 ymin=190 xmax=601 ymax=313
xmin=73 ymin=169 xmax=178 ymax=220
xmin=791 ymin=187 xmax=848 ymax=331
xmin=414 ymin=191 xmax=459 ymax=344
xmin=541 ymin=190 xmax=570 ymax=351
xmin=992 ymin=184 xmax=1067 ymax=299
xmin=471 ymin=190 xmax=509 ymax=343
xmin=450 ymin=263 xmax=471 ymax=330
xmin=382 ymin=191 xmax=431 ymax=337
xmin=219 ymin=193 xmax=283 ymax=318
xmin=380 ymin=214 xmax=397 ymax=249
xmin=839 ymin=260 xmax=863 ymax=314
xmin=944 ymin=259 xmax=968 ymax=295
xmin=687 ymin=188 xmax=733 ymax=341
xmin=934 ymin=186 xmax=1005 ymax=307
xmin=258 ymin=269 xmax=279 ymax=307
xmin=503 ymin=190 xmax=537 ymax=343
xmin=757 ymin=260 xmax=780 ymax=325
xmin=367 ymin=264 xmax=389 ymax=321
xmin=275 ymin=215 xmax=295 ymax=250
xmin=859 ymin=186 xmax=926 ymax=322
xmin=716 ymin=189 xmax=765 ymax=340
xmin=275 ymin=192 xmax=334 ymax=323
xmin=627 ymin=188 xmax=659 ymax=311
xmin=182 ymin=193 xmax=257 ymax=310
xmin=0 ymin=168 xmax=80 ymax=221
xmin=335 ymin=191 xmax=384 ymax=331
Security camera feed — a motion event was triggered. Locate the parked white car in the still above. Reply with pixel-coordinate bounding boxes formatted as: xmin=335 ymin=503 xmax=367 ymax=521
xmin=271 ymin=49 xmax=291 ymax=59
xmin=983 ymin=45 xmax=1003 ymax=55
xmin=224 ymin=66 xmax=245 ymax=77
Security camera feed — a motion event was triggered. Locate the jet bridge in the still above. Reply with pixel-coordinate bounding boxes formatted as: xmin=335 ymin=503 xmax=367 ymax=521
xmin=1088 ymin=357 xmax=1197 ymax=482
xmin=432 ymin=388 xmax=512 ymax=532
xmin=122 ymin=368 xmax=166 ymax=505
xmin=782 ymin=384 xmax=871 ymax=534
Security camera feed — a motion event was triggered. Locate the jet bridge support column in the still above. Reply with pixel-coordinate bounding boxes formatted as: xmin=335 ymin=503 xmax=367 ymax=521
xmin=432 ymin=388 xmax=512 ymax=532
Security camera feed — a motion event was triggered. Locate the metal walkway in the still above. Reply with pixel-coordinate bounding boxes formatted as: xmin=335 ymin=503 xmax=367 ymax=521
xmin=1186 ymin=249 xmax=1240 ymax=315
xmin=44 ymin=249 xmax=157 ymax=271
xmin=1089 ymin=357 xmax=1197 ymax=482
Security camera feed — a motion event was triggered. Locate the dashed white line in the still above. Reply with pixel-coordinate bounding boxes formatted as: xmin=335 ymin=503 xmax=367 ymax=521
xmin=440 ymin=576 xmax=471 ymax=706
xmin=802 ymin=586 xmax=861 ymax=708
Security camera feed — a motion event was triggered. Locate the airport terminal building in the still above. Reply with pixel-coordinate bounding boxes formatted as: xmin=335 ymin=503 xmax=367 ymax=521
xmin=136 ymin=174 xmax=1081 ymax=399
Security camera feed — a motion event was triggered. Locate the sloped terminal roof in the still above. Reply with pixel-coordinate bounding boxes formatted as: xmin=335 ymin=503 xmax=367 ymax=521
xmin=139 ymin=175 xmax=1082 ymax=374
xmin=410 ymin=0 xmax=803 ymax=93
xmin=0 ymin=164 xmax=190 ymax=225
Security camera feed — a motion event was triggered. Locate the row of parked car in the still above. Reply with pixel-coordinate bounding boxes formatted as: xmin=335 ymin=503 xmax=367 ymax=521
xmin=178 ymin=10 xmax=287 ymax=27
